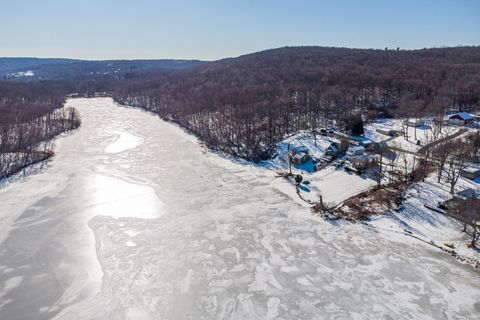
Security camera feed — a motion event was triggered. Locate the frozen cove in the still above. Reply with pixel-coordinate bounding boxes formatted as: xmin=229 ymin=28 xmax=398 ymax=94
xmin=0 ymin=98 xmax=479 ymax=320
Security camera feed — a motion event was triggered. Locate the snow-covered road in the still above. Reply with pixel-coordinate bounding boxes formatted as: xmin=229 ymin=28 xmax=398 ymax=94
xmin=0 ymin=98 xmax=478 ymax=319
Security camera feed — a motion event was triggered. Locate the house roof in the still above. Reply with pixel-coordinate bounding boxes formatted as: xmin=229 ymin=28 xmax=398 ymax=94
xmin=456 ymin=188 xmax=479 ymax=199
xmin=348 ymin=146 xmax=365 ymax=152
xmin=351 ymin=154 xmax=368 ymax=161
xmin=449 ymin=112 xmax=474 ymax=120
xmin=462 ymin=166 xmax=480 ymax=173
xmin=360 ymin=140 xmax=374 ymax=145
xmin=293 ymin=153 xmax=307 ymax=160
xmin=290 ymin=146 xmax=308 ymax=154
xmin=292 ymin=145 xmax=309 ymax=153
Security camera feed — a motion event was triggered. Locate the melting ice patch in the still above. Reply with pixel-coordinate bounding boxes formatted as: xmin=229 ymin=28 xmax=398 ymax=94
xmin=85 ymin=174 xmax=164 ymax=219
xmin=104 ymin=131 xmax=144 ymax=154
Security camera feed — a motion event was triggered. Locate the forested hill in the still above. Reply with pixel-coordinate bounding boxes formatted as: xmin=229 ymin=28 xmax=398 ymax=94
xmin=2 ymin=46 xmax=480 ymax=162
xmin=114 ymin=46 xmax=480 ymax=115
xmin=112 ymin=46 xmax=480 ymax=160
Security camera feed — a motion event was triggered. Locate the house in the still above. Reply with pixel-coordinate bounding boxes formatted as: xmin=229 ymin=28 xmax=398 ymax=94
xmin=359 ymin=140 xmax=376 ymax=151
xmin=326 ymin=140 xmax=349 ymax=157
xmin=346 ymin=146 xmax=365 ymax=159
xmin=404 ymin=118 xmax=425 ymax=127
xmin=460 ymin=166 xmax=480 ymax=180
xmin=350 ymin=154 xmax=369 ymax=170
xmin=455 ymin=188 xmax=480 ymax=200
xmin=376 ymin=129 xmax=398 ymax=137
xmin=291 ymin=152 xmax=311 ymax=165
xmin=350 ymin=154 xmax=379 ymax=170
xmin=289 ymin=145 xmax=311 ymax=165
xmin=325 ymin=143 xmax=340 ymax=156
xmin=290 ymin=145 xmax=309 ymax=155
xmin=448 ymin=112 xmax=474 ymax=126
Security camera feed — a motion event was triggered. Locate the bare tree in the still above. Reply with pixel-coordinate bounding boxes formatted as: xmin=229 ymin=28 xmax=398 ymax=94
xmin=444 ymin=149 xmax=469 ymax=194
xmin=449 ymin=198 xmax=480 ymax=248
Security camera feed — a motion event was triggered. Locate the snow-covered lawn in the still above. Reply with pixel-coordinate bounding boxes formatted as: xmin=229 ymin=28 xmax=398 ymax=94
xmin=370 ymin=175 xmax=480 ymax=264
xmin=260 ymin=132 xmax=378 ymax=205
xmin=305 ymin=166 xmax=376 ymax=205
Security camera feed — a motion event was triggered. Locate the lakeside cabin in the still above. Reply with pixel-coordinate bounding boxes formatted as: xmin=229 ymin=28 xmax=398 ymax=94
xmin=448 ymin=112 xmax=474 ymax=126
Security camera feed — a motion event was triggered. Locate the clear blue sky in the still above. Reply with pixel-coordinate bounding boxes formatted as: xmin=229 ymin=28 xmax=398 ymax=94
xmin=1 ymin=0 xmax=479 ymax=60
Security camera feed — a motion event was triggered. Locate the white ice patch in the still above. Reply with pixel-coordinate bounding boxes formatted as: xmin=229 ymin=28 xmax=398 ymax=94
xmin=104 ymin=131 xmax=144 ymax=154
xmin=85 ymin=174 xmax=164 ymax=219
xmin=125 ymin=240 xmax=136 ymax=247
xmin=180 ymin=270 xmax=195 ymax=294
xmin=266 ymin=297 xmax=281 ymax=320
xmin=0 ymin=276 xmax=23 ymax=297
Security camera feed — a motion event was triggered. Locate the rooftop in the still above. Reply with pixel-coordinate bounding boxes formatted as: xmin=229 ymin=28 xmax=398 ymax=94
xmin=449 ymin=112 xmax=474 ymax=120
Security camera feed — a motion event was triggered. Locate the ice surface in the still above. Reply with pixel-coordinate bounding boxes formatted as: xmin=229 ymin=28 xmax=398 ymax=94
xmin=104 ymin=131 xmax=144 ymax=154
xmin=0 ymin=98 xmax=478 ymax=320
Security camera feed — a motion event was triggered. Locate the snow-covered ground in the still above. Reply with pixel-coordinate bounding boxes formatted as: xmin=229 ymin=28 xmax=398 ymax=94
xmin=260 ymin=132 xmax=377 ymax=205
xmin=370 ymin=174 xmax=480 ymax=263
xmin=365 ymin=118 xmax=464 ymax=153
xmin=0 ymin=99 xmax=479 ymax=320
xmin=259 ymin=131 xmax=333 ymax=170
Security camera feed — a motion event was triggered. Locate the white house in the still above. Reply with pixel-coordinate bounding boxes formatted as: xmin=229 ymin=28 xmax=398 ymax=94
xmin=346 ymin=146 xmax=365 ymax=159
xmin=404 ymin=118 xmax=425 ymax=127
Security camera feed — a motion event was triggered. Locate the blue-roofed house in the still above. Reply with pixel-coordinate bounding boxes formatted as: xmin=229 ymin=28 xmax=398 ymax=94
xmin=448 ymin=112 xmax=474 ymax=126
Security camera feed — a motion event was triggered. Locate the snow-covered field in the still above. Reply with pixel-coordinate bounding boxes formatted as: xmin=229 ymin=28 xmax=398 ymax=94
xmin=0 ymin=98 xmax=479 ymax=320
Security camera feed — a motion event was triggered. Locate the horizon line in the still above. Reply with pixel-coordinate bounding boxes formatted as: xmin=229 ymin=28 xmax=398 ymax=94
xmin=1 ymin=44 xmax=478 ymax=62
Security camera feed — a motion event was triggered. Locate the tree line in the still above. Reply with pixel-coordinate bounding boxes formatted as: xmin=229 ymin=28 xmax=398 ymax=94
xmin=0 ymin=81 xmax=81 ymax=179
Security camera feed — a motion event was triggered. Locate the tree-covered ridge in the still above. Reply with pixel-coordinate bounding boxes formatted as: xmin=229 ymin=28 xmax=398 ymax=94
xmin=111 ymin=46 xmax=480 ymax=160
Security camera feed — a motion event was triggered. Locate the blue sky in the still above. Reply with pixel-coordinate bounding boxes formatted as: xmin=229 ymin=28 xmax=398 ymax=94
xmin=0 ymin=0 xmax=479 ymax=60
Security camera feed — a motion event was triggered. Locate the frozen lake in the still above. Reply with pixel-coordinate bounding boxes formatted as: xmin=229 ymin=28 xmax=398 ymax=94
xmin=0 ymin=98 xmax=479 ymax=319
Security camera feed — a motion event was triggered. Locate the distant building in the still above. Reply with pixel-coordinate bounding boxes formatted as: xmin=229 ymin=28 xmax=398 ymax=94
xmin=448 ymin=112 xmax=474 ymax=126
